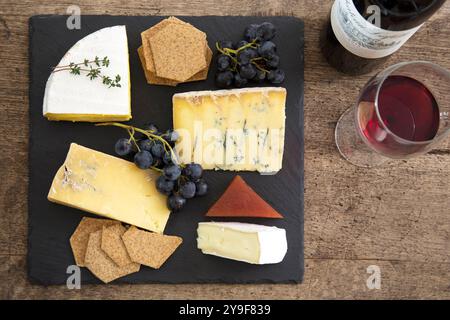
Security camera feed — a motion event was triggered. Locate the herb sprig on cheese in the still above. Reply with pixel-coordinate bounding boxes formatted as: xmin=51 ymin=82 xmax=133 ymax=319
xmin=53 ymin=56 xmax=122 ymax=88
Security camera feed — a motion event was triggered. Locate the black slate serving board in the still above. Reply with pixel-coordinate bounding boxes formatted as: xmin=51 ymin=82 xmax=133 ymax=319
xmin=29 ymin=15 xmax=304 ymax=285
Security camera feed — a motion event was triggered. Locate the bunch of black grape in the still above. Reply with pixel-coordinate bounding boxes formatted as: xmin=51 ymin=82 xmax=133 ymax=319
xmin=215 ymin=22 xmax=285 ymax=88
xmin=113 ymin=123 xmax=208 ymax=212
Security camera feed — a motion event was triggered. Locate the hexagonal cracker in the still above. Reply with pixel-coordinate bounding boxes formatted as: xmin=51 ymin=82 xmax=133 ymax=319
xmin=141 ymin=16 xmax=196 ymax=73
xmin=138 ymin=45 xmax=212 ymax=86
xmin=138 ymin=46 xmax=178 ymax=86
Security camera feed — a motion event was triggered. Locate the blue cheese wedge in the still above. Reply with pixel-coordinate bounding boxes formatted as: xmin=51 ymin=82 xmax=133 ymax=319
xmin=43 ymin=26 xmax=131 ymax=122
xmin=48 ymin=143 xmax=170 ymax=233
xmin=197 ymin=222 xmax=287 ymax=264
xmin=173 ymin=87 xmax=286 ymax=174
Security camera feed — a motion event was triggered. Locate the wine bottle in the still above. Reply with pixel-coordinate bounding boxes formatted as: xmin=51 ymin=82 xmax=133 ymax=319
xmin=321 ymin=0 xmax=446 ymax=75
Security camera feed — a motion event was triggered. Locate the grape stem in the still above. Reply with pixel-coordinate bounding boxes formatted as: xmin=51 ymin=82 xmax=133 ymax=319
xmin=236 ymin=40 xmax=258 ymax=52
xmin=252 ymin=61 xmax=269 ymax=73
xmin=216 ymin=40 xmax=258 ymax=55
xmin=215 ymin=41 xmax=270 ymax=73
xmin=95 ymin=122 xmax=182 ymax=167
xmin=151 ymin=166 xmax=163 ymax=173
xmin=215 ymin=42 xmax=238 ymax=64
xmin=127 ymin=128 xmax=141 ymax=152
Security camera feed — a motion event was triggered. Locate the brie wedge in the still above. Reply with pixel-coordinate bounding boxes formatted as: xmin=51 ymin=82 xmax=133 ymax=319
xmin=197 ymin=222 xmax=287 ymax=264
xmin=43 ymin=25 xmax=131 ymax=122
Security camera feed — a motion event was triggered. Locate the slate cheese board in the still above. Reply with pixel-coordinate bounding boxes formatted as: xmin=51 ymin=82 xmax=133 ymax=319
xmin=28 ymin=15 xmax=304 ymax=284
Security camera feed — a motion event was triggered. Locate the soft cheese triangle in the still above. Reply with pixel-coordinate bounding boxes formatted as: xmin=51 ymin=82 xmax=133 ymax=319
xmin=48 ymin=143 xmax=170 ymax=233
xmin=197 ymin=222 xmax=287 ymax=264
xmin=173 ymin=87 xmax=286 ymax=174
xmin=43 ymin=26 xmax=131 ymax=122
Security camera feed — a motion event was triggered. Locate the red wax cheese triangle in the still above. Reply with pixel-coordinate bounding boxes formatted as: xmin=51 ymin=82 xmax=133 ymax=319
xmin=206 ymin=176 xmax=283 ymax=218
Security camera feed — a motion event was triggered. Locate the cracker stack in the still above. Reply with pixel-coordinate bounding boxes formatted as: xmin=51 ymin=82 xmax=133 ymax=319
xmin=138 ymin=17 xmax=212 ymax=86
xmin=70 ymin=217 xmax=183 ymax=283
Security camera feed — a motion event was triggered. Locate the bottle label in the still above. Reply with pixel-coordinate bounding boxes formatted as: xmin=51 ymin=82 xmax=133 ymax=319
xmin=331 ymin=0 xmax=422 ymax=59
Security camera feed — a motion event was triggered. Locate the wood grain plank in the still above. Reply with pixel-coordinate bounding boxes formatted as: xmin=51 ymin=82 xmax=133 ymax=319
xmin=0 ymin=256 xmax=10 ymax=299
xmin=0 ymin=0 xmax=449 ymax=299
xmin=6 ymin=255 xmax=450 ymax=299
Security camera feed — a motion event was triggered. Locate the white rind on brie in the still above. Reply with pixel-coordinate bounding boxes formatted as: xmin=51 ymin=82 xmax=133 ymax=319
xmin=43 ymin=25 xmax=131 ymax=122
xmin=197 ymin=221 xmax=288 ymax=264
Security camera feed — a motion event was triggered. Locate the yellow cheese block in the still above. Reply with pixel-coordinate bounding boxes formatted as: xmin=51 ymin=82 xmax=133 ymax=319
xmin=173 ymin=87 xmax=286 ymax=174
xmin=48 ymin=143 xmax=170 ymax=233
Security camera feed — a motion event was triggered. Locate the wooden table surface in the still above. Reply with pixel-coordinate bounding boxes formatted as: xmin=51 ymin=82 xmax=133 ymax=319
xmin=1 ymin=0 xmax=449 ymax=300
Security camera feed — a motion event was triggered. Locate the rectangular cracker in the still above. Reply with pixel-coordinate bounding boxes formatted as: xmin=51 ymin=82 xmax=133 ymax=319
xmin=69 ymin=217 xmax=119 ymax=267
xmin=122 ymin=226 xmax=182 ymax=269
xmin=101 ymin=224 xmax=134 ymax=267
xmin=85 ymin=230 xmax=140 ymax=284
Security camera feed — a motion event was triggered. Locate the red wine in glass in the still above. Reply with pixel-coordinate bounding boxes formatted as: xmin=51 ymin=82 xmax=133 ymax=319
xmin=336 ymin=61 xmax=450 ymax=167
xmin=358 ymin=75 xmax=440 ymax=157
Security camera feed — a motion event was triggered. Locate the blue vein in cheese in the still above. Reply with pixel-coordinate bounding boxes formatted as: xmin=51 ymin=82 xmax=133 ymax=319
xmin=173 ymin=87 xmax=287 ymax=174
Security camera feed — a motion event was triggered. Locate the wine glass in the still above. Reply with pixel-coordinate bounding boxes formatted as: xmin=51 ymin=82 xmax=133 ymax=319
xmin=335 ymin=61 xmax=450 ymax=167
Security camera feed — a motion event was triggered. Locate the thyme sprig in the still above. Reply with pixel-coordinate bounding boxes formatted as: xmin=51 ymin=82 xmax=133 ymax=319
xmin=52 ymin=56 xmax=121 ymax=88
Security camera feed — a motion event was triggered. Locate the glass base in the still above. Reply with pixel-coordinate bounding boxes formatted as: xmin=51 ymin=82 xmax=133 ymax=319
xmin=335 ymin=107 xmax=389 ymax=168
